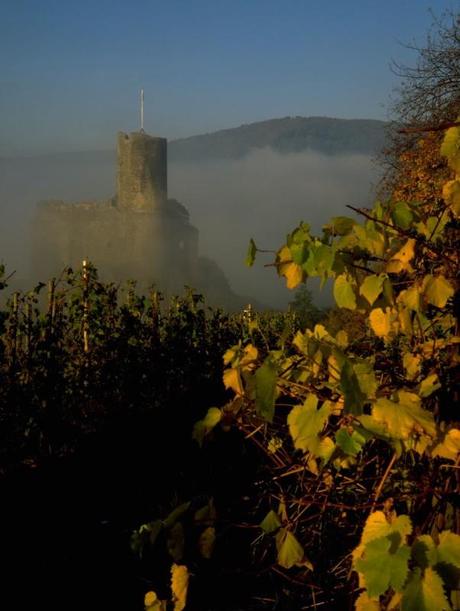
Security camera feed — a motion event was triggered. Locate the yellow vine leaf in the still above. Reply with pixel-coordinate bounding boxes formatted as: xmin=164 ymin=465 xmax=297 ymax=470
xmin=440 ymin=122 xmax=460 ymax=173
xmin=171 ymin=564 xmax=189 ymax=611
xmin=371 ymin=392 xmax=436 ymax=444
xmin=431 ymin=429 xmax=460 ymax=461
xmin=442 ymin=179 xmax=460 ymax=217
xmin=277 ymin=245 xmax=304 ymax=289
xmin=397 ymin=285 xmax=421 ymax=311
xmin=386 ymin=239 xmax=416 ymax=274
xmin=369 ymin=307 xmax=393 ymax=338
xmin=355 ymin=591 xmax=380 ymax=610
xmin=223 ymin=368 xmax=244 ymax=395
xmin=402 ymin=352 xmax=422 ymax=381
xmin=423 ymin=275 xmax=454 ymax=308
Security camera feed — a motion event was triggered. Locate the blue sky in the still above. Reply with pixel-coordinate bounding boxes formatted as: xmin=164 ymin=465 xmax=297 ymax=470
xmin=0 ymin=0 xmax=456 ymax=154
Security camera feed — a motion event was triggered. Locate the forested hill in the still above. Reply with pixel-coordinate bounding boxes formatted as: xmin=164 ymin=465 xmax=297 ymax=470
xmin=168 ymin=116 xmax=388 ymax=161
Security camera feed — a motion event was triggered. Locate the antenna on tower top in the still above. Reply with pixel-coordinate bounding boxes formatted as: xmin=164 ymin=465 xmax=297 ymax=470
xmin=140 ymin=88 xmax=144 ymax=132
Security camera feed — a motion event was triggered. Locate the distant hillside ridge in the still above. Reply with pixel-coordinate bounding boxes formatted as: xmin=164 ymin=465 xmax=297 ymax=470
xmin=168 ymin=116 xmax=388 ymax=161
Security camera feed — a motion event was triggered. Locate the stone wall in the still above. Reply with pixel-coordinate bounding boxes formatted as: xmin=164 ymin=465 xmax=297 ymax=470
xmin=116 ymin=132 xmax=167 ymax=210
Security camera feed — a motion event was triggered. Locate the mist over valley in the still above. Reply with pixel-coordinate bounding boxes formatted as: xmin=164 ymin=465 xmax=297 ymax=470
xmin=1 ymin=116 xmax=383 ymax=308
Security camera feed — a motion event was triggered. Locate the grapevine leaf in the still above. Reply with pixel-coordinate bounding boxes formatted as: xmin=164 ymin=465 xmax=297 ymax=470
xmin=392 ymin=201 xmax=414 ymax=229
xmin=198 ymin=526 xmax=215 ymax=559
xmin=193 ymin=408 xmax=222 ymax=446
xmin=355 ymin=537 xmax=410 ymax=597
xmin=335 ymin=428 xmax=366 ymax=456
xmin=355 ymin=591 xmax=380 ymax=610
xmin=403 ymin=352 xmax=422 ymax=381
xmin=326 ymin=216 xmax=357 ymax=235
xmin=359 ymin=274 xmax=386 ymax=306
xmin=255 ymin=357 xmax=278 ymax=422
xmin=334 ymin=274 xmax=357 ymax=310
xmin=437 ymin=531 xmax=460 ymax=569
xmin=442 ymin=179 xmax=460 ymax=217
xmin=223 ymin=368 xmax=243 ymax=395
xmin=431 ymin=429 xmax=460 ymax=461
xmin=412 ymin=535 xmax=437 ymax=569
xmin=354 ymin=361 xmax=378 ymax=400
xmin=423 ymin=275 xmax=454 ymax=308
xmin=398 ymin=286 xmax=421 ymax=311
xmin=441 ymin=123 xmax=460 ymax=173
xmin=370 ymin=392 xmax=436 ymax=445
xmin=276 ymin=528 xmax=305 ymax=569
xmin=277 ymin=246 xmax=304 ymax=289
xmin=287 ymin=396 xmax=332 ymax=453
xmin=386 ymin=239 xmax=416 ymax=274
xmin=144 ymin=591 xmax=166 ymax=611
xmin=260 ymin=509 xmax=282 ymax=534
xmin=369 ymin=307 xmax=393 ymax=338
xmin=246 ymin=239 xmax=257 ymax=267
xmin=401 ymin=567 xmax=451 ymax=611
xmin=340 ymin=360 xmax=366 ymax=415
xmin=419 ymin=374 xmax=441 ymax=398
xmin=171 ymin=564 xmax=189 ymax=611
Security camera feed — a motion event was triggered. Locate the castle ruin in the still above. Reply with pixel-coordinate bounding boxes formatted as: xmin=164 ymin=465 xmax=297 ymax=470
xmin=32 ymin=130 xmax=200 ymax=295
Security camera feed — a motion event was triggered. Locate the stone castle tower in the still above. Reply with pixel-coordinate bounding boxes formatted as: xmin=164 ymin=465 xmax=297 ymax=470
xmin=32 ymin=130 xmax=199 ymax=293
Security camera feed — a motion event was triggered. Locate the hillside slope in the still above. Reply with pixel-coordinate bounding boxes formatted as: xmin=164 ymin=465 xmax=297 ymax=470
xmin=169 ymin=116 xmax=387 ymax=161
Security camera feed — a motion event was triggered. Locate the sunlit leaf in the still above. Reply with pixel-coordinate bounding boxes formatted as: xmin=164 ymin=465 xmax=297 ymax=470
xmin=334 ymin=274 xmax=357 ymax=310
xmin=287 ymin=396 xmax=332 ymax=453
xmin=355 ymin=591 xmax=380 ymax=611
xmin=423 ymin=275 xmax=454 ymax=308
xmin=442 ymin=179 xmax=460 ymax=217
xmin=171 ymin=564 xmax=189 ymax=611
xmin=276 ymin=528 xmax=305 ymax=569
xmin=360 ymin=274 xmax=386 ymax=306
xmin=369 ymin=307 xmax=394 ymax=338
xmin=437 ymin=531 xmax=460 ymax=569
xmin=401 ymin=567 xmax=451 ymax=611
xmin=387 ymin=239 xmax=416 ymax=274
xmin=223 ymin=367 xmax=244 ymax=395
xmin=277 ymin=246 xmax=304 ymax=289
xmin=419 ymin=373 xmax=441 ymax=398
xmin=246 ymin=238 xmax=257 ymax=267
xmin=392 ymin=201 xmax=414 ymax=229
xmin=441 ymin=122 xmax=460 ymax=173
xmin=193 ymin=408 xmax=222 ymax=445
xmin=335 ymin=427 xmax=366 ymax=456
xmin=355 ymin=536 xmax=410 ymax=597
xmin=432 ymin=429 xmax=460 ymax=461
xmin=370 ymin=392 xmax=436 ymax=444
xmin=403 ymin=352 xmax=422 ymax=381
xmin=260 ymin=509 xmax=282 ymax=534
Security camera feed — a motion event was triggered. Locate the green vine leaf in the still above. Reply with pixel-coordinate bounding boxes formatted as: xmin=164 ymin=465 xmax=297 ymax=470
xmin=245 ymin=238 xmax=257 ymax=267
xmin=275 ymin=528 xmax=312 ymax=570
xmin=401 ymin=567 xmax=451 ymax=611
xmin=334 ymin=274 xmax=357 ymax=310
xmin=255 ymin=357 xmax=278 ymax=422
xmin=355 ymin=536 xmax=411 ymax=597
xmin=260 ymin=509 xmax=282 ymax=534
xmin=359 ymin=274 xmax=386 ymax=306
